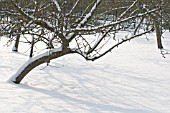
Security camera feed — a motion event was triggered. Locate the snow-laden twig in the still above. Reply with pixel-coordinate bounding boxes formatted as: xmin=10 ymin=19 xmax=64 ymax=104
xmin=66 ymin=8 xmax=158 ymax=34
xmin=77 ymin=0 xmax=102 ymax=28
xmin=66 ymin=0 xmax=80 ymax=16
xmin=118 ymin=0 xmax=139 ymax=20
xmin=51 ymin=0 xmax=61 ymax=12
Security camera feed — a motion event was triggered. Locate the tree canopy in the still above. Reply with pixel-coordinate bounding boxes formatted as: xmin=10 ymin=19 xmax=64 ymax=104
xmin=0 ymin=0 xmax=170 ymax=83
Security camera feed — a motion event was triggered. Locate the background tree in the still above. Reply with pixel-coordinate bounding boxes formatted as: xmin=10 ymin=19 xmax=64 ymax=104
xmin=0 ymin=0 xmax=169 ymax=83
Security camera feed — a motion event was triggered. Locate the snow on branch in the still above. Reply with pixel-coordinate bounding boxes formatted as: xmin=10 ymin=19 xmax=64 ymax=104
xmin=66 ymin=0 xmax=80 ymax=16
xmin=66 ymin=8 xmax=158 ymax=34
xmin=118 ymin=0 xmax=139 ymax=20
xmin=51 ymin=0 xmax=61 ymax=12
xmin=77 ymin=0 xmax=102 ymax=28
xmin=65 ymin=0 xmax=102 ymax=41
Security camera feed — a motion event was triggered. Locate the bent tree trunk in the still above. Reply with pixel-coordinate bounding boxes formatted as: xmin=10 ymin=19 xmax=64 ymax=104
xmin=11 ymin=48 xmax=73 ymax=84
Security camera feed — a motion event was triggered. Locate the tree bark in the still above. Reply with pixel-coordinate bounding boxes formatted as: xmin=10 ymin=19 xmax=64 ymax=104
xmin=13 ymin=48 xmax=73 ymax=84
xmin=12 ymin=27 xmax=21 ymax=52
xmin=153 ymin=17 xmax=163 ymax=49
xmin=29 ymin=37 xmax=35 ymax=57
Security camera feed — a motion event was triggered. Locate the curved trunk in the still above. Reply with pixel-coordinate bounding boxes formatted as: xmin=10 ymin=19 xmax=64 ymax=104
xmin=11 ymin=48 xmax=72 ymax=84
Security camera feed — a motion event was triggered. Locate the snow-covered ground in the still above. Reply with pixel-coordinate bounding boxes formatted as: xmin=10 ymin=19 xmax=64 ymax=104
xmin=0 ymin=32 xmax=170 ymax=113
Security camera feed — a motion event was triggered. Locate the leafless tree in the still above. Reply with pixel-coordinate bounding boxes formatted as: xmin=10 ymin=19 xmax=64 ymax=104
xmin=0 ymin=0 xmax=169 ymax=83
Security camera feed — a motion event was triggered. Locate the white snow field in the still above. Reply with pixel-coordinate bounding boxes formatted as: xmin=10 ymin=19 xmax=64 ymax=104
xmin=0 ymin=32 xmax=170 ymax=113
